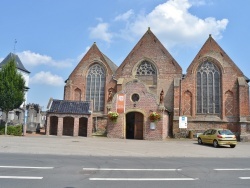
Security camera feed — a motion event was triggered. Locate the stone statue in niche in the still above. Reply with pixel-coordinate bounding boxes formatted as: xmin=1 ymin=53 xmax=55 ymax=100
xmin=107 ymin=88 xmax=113 ymax=103
xmin=160 ymin=89 xmax=164 ymax=104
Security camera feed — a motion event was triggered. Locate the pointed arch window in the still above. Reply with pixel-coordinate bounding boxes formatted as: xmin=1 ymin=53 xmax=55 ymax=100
xmin=86 ymin=64 xmax=105 ymax=112
xmin=196 ymin=61 xmax=220 ymax=114
xmin=135 ymin=61 xmax=157 ymax=85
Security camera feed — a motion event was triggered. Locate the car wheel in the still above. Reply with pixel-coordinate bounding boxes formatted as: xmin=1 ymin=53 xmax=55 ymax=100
xmin=230 ymin=145 xmax=236 ymax=148
xmin=198 ymin=137 xmax=203 ymax=144
xmin=213 ymin=140 xmax=219 ymax=148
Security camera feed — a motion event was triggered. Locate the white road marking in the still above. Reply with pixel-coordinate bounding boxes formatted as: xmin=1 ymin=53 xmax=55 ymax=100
xmin=214 ymin=168 xmax=250 ymax=171
xmin=239 ymin=177 xmax=250 ymax=179
xmin=0 ymin=176 xmax=43 ymax=180
xmin=89 ymin=178 xmax=198 ymax=181
xmin=83 ymin=168 xmax=181 ymax=171
xmin=0 ymin=166 xmax=54 ymax=169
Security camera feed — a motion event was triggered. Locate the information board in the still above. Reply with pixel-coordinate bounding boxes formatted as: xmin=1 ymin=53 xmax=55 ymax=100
xmin=179 ymin=116 xmax=187 ymax=128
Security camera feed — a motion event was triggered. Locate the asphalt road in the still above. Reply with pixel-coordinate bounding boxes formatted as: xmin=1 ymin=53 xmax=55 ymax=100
xmin=0 ymin=135 xmax=250 ymax=187
xmin=0 ymin=154 xmax=250 ymax=188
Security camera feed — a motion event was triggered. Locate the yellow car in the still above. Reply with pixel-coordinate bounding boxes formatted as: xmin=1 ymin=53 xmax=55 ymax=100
xmin=198 ymin=129 xmax=237 ymax=148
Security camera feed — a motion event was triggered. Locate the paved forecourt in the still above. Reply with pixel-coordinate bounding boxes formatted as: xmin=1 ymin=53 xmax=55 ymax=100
xmin=0 ymin=135 xmax=250 ymax=158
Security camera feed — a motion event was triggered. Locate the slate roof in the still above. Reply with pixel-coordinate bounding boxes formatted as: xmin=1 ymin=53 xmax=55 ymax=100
xmin=48 ymin=100 xmax=92 ymax=114
xmin=244 ymin=75 xmax=250 ymax=83
xmin=0 ymin=53 xmax=30 ymax=73
xmin=101 ymin=52 xmax=118 ymax=73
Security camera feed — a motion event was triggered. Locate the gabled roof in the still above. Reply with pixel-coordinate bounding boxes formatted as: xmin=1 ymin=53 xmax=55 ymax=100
xmin=66 ymin=42 xmax=118 ymax=82
xmin=187 ymin=35 xmax=245 ymax=77
xmin=101 ymin=52 xmax=118 ymax=73
xmin=116 ymin=28 xmax=182 ymax=74
xmin=0 ymin=53 xmax=30 ymax=73
xmin=48 ymin=99 xmax=91 ymax=114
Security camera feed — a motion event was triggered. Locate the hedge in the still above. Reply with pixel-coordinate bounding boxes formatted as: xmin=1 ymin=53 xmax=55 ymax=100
xmin=0 ymin=125 xmax=23 ymax=136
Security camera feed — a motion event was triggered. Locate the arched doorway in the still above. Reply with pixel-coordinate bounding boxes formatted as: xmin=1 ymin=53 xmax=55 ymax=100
xmin=63 ymin=116 xmax=74 ymax=136
xmin=79 ymin=117 xmax=88 ymax=137
xmin=50 ymin=116 xmax=58 ymax=135
xmin=126 ymin=112 xmax=143 ymax=139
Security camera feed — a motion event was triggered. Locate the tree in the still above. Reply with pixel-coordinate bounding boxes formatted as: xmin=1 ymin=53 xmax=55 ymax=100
xmin=0 ymin=58 xmax=25 ymax=135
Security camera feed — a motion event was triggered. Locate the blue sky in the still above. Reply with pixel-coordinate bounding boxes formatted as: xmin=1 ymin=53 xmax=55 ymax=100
xmin=0 ymin=0 xmax=249 ymax=110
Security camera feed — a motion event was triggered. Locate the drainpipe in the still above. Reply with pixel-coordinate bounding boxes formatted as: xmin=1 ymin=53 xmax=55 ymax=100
xmin=95 ymin=116 xmax=98 ymax=132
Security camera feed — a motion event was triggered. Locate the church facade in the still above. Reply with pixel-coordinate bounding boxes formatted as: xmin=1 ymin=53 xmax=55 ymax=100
xmin=46 ymin=28 xmax=250 ymax=140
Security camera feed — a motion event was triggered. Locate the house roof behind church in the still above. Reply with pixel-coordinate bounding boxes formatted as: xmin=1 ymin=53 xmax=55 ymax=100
xmin=244 ymin=75 xmax=250 ymax=83
xmin=48 ymin=100 xmax=91 ymax=114
xmin=101 ymin=52 xmax=118 ymax=73
xmin=0 ymin=53 xmax=30 ymax=73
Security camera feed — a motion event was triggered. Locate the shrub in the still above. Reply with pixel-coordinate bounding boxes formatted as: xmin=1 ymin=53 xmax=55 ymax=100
xmin=0 ymin=125 xmax=23 ymax=136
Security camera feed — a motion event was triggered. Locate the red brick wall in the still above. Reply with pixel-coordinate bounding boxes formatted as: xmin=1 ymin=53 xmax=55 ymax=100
xmin=93 ymin=117 xmax=108 ymax=134
xmin=173 ymin=121 xmax=241 ymax=137
xmin=61 ymin=30 xmax=250 ymax=140
xmin=107 ymin=80 xmax=169 ymax=140
xmin=64 ymin=44 xmax=116 ymax=115
xmin=239 ymin=84 xmax=250 ymax=116
xmin=172 ymin=36 xmax=250 ymax=137
xmin=116 ymin=29 xmax=182 ymax=113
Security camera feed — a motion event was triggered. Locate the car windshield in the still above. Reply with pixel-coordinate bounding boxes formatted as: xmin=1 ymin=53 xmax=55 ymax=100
xmin=218 ymin=130 xmax=234 ymax=135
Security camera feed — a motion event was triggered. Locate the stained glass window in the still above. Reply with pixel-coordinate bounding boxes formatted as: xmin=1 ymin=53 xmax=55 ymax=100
xmin=86 ymin=64 xmax=105 ymax=112
xmin=196 ymin=62 xmax=220 ymax=114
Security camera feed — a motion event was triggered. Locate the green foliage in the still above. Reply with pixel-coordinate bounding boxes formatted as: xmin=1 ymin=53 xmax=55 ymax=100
xmin=0 ymin=58 xmax=25 ymax=114
xmin=0 ymin=125 xmax=22 ymax=136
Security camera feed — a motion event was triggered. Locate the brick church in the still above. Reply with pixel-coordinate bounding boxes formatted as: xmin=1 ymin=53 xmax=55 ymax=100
xmin=46 ymin=28 xmax=250 ymax=140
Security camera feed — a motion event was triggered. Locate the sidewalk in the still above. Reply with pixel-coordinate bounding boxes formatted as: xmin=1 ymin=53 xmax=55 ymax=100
xmin=1 ymin=134 xmax=250 ymax=158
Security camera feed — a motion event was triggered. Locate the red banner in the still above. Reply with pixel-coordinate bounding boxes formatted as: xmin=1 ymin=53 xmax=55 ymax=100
xmin=116 ymin=94 xmax=125 ymax=114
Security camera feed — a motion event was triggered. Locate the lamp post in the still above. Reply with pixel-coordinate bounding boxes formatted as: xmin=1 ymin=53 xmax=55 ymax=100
xmin=22 ymin=103 xmax=26 ymax=136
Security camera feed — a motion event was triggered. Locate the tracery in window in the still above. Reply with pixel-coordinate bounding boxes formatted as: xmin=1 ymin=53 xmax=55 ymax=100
xmin=135 ymin=61 xmax=157 ymax=85
xmin=86 ymin=64 xmax=105 ymax=112
xmin=136 ymin=61 xmax=156 ymax=75
xmin=196 ymin=61 xmax=220 ymax=114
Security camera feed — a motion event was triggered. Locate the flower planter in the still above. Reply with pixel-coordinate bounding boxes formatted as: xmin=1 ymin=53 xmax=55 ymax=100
xmin=148 ymin=112 xmax=161 ymax=122
xmin=108 ymin=111 xmax=119 ymax=123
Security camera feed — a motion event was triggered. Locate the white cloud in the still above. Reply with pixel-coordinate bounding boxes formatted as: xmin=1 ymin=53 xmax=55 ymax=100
xmin=190 ymin=0 xmax=214 ymax=6
xmin=95 ymin=0 xmax=228 ymax=48
xmin=17 ymin=51 xmax=73 ymax=68
xmin=115 ymin=9 xmax=134 ymax=21
xmin=30 ymin=71 xmax=65 ymax=86
xmin=125 ymin=0 xmax=228 ymax=48
xmin=89 ymin=23 xmax=113 ymax=43
xmin=0 ymin=57 xmax=3 ymax=62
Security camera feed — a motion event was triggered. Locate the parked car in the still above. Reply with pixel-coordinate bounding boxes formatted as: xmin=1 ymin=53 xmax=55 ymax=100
xmin=198 ymin=129 xmax=237 ymax=148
